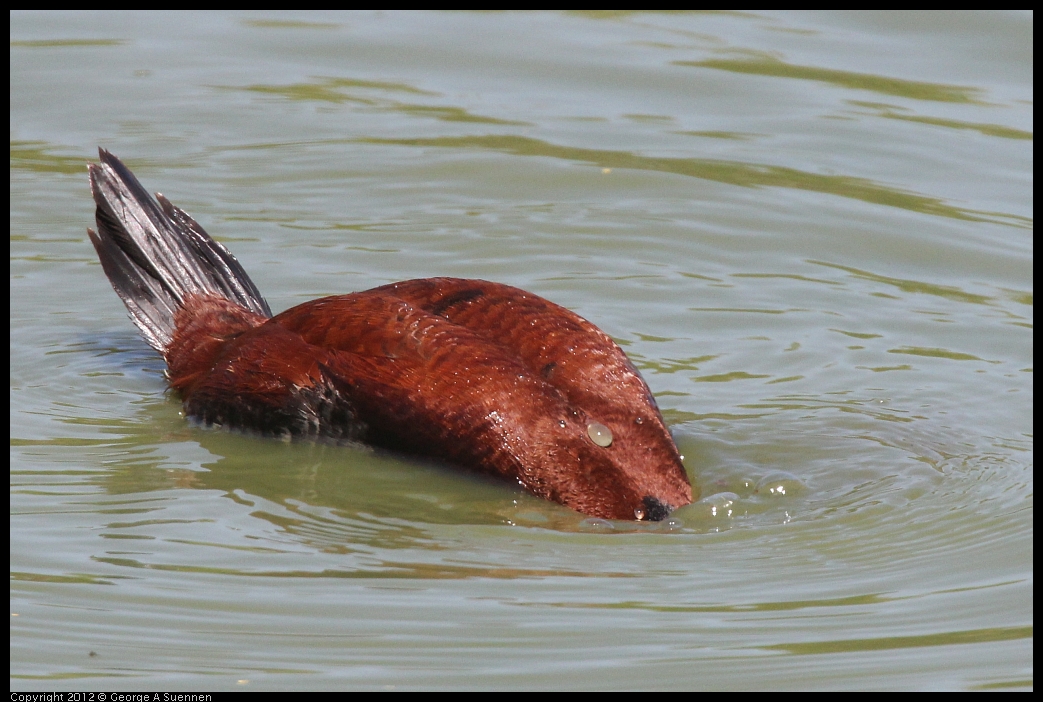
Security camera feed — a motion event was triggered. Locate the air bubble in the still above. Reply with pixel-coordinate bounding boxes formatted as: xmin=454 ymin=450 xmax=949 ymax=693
xmin=670 ymin=492 xmax=741 ymax=524
xmin=756 ymin=472 xmax=805 ymax=498
xmin=701 ymin=491 xmax=739 ymax=518
xmin=580 ymin=518 xmax=615 ymax=532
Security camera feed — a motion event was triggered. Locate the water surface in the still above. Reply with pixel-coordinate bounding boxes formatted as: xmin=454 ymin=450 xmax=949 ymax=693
xmin=11 ymin=10 xmax=1032 ymax=690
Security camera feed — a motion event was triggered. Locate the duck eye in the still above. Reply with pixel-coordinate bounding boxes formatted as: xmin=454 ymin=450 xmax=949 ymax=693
xmin=586 ymin=422 xmax=613 ymax=447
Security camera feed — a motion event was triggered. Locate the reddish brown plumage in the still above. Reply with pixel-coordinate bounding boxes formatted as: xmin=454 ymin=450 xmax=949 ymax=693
xmin=87 ymin=149 xmax=694 ymax=521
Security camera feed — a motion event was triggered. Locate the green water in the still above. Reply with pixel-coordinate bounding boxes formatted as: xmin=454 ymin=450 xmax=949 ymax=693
xmin=11 ymin=11 xmax=1032 ymax=690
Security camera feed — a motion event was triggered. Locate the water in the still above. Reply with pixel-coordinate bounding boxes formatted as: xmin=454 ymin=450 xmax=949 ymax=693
xmin=10 ymin=11 xmax=1032 ymax=690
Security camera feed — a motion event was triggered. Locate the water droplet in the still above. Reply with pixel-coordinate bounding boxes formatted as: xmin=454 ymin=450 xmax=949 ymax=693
xmin=634 ymin=508 xmax=645 ymax=520
xmin=635 ymin=416 xmax=644 ymax=424
xmin=558 ymin=419 xmax=567 ymax=428
xmin=587 ymin=422 xmax=613 ymax=447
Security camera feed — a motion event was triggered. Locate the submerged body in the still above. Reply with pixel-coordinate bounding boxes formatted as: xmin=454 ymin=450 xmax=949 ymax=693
xmin=87 ymin=149 xmax=694 ymax=521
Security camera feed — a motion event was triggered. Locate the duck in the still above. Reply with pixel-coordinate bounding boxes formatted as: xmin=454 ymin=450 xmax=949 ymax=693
xmin=87 ymin=149 xmax=694 ymax=521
